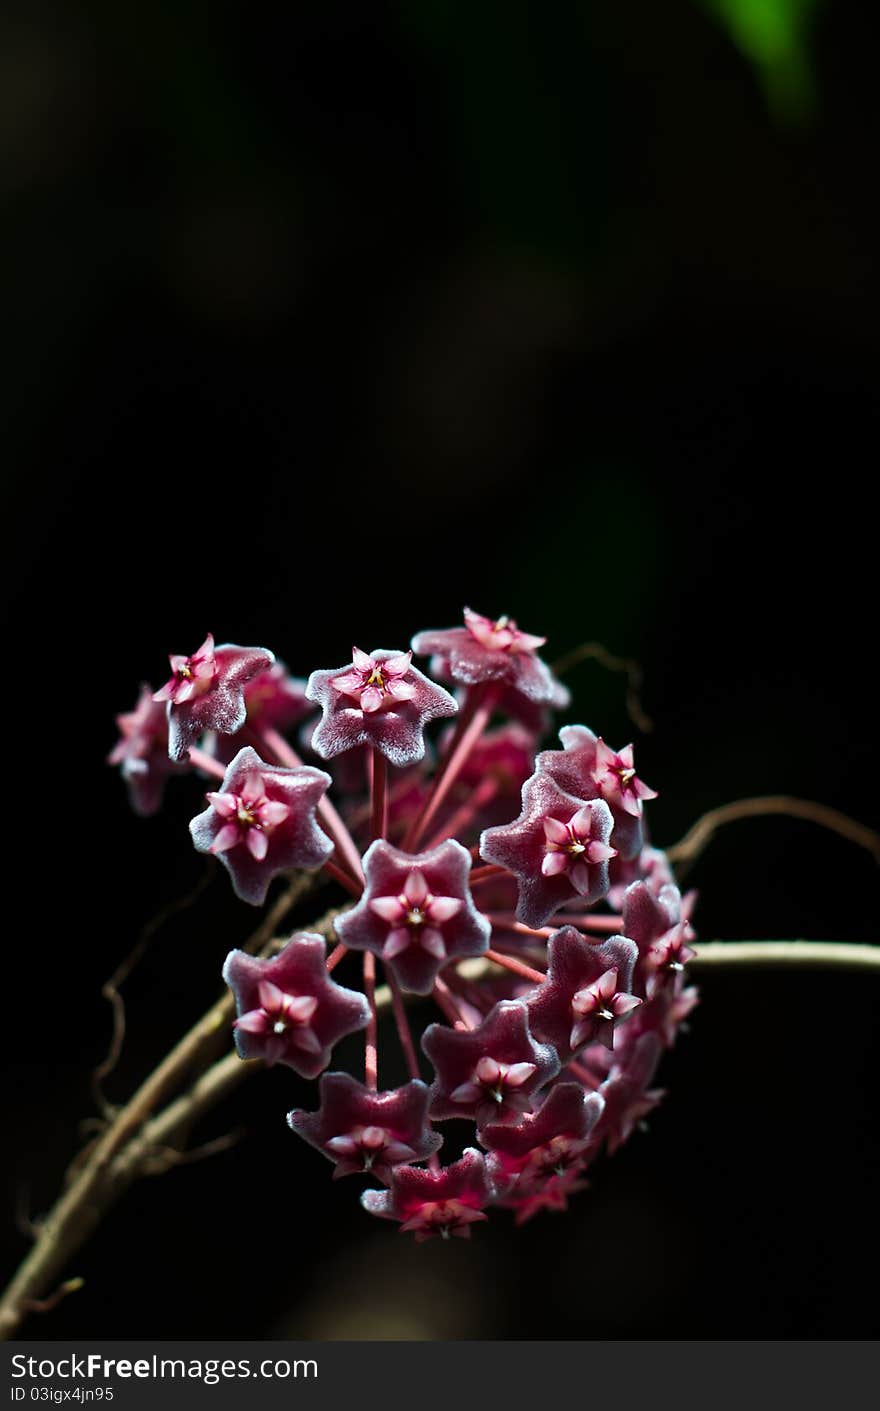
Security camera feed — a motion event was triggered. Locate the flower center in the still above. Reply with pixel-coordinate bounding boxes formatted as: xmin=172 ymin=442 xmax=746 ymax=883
xmin=366 ymin=666 xmax=386 ymax=689
xmin=406 ymin=906 xmax=426 ymax=927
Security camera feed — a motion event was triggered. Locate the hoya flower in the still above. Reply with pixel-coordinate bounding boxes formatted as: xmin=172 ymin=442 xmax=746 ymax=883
xmin=593 ymin=1032 xmax=666 ymax=1155
xmin=223 ymin=935 xmax=369 ymax=1078
xmin=482 ymin=1083 xmax=605 ymax=1194
xmin=480 ymin=771 xmax=617 ymax=928
xmin=644 ymin=922 xmax=697 ymax=994
xmin=504 ymin=1162 xmax=592 ymax=1225
xmin=412 ymin=607 xmax=566 ymax=706
xmin=621 ymin=877 xmax=690 ymax=993
xmin=334 ymin=839 xmax=490 ymax=995
xmin=527 ymin=928 xmax=641 ymax=1059
xmin=288 ymin=1072 xmax=442 ymax=1182
xmin=537 ymin=726 xmax=653 ymax=862
xmin=190 ymin=746 xmax=333 ymax=905
xmin=108 ymin=684 xmax=183 ymax=816
xmin=153 ymin=633 xmax=275 ymax=761
xmin=422 ymin=999 xmax=559 ymax=1127
xmin=593 ymin=740 xmax=657 ymax=818
xmin=306 ymin=648 xmax=457 ymax=767
xmin=361 ymin=1148 xmax=492 ymax=1241
xmin=210 ymin=661 xmax=312 ymax=765
xmin=608 ymin=844 xmax=677 ymax=910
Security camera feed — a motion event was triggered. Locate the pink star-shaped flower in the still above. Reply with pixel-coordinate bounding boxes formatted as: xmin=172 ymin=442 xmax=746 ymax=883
xmin=153 ymin=633 xmax=275 ymax=761
xmin=288 ymin=1072 xmax=442 ymax=1182
xmin=482 ymin=1082 xmax=605 ymax=1195
xmin=593 ymin=1031 xmax=665 ymax=1154
xmin=108 ymin=684 xmax=185 ymax=816
xmin=644 ymin=922 xmax=697 ymax=994
xmin=422 ymin=999 xmax=559 ymax=1127
xmin=223 ymin=935 xmax=369 ymax=1078
xmin=504 ymin=1162 xmax=592 ymax=1225
xmin=480 ymin=772 xmax=617 ymax=928
xmin=306 ymin=648 xmax=457 ymax=767
xmin=190 ymin=746 xmax=333 ymax=905
xmin=334 ymin=839 xmax=490 ymax=995
xmin=537 ymin=725 xmax=654 ymax=862
xmin=527 ymin=927 xmax=641 ymax=1059
xmin=412 ymin=607 xmax=565 ymax=705
xmin=592 ymin=739 xmax=657 ymax=818
xmin=361 ymin=1148 xmax=492 ymax=1241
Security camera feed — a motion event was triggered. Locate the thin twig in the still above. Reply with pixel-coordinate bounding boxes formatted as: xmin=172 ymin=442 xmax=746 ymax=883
xmin=666 ymin=796 xmax=880 ymax=881
xmin=551 ymin=640 xmax=653 ymax=733
xmin=4 ymin=935 xmax=878 ymax=1339
xmin=91 ymin=862 xmax=216 ymax=1114
xmin=0 ymin=888 xmax=341 ymax=1341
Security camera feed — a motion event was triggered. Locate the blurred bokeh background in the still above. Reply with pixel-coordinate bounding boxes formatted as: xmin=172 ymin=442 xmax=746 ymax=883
xmin=2 ymin=0 xmax=878 ymax=1338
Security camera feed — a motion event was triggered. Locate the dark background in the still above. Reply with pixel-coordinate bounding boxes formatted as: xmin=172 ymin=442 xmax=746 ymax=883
xmin=2 ymin=0 xmax=878 ymax=1338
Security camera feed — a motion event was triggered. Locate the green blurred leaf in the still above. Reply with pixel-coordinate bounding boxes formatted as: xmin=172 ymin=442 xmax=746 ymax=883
xmin=699 ymin=0 xmax=823 ymax=123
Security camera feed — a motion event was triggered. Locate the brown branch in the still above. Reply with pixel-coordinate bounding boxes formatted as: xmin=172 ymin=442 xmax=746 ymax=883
xmin=0 ymin=882 xmax=343 ymax=1341
xmin=551 ymin=640 xmax=653 ymax=732
xmin=666 ymin=795 xmax=880 ymax=880
xmin=4 ymin=934 xmax=878 ymax=1339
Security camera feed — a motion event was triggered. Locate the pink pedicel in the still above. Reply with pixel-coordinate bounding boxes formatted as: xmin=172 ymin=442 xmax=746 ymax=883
xmin=114 ymin=610 xmax=692 ymax=1240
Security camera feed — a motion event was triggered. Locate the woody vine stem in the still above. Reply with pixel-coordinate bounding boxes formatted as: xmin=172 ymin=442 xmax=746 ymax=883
xmin=2 ymin=615 xmax=878 ymax=1337
xmin=2 ymin=861 xmax=876 ymax=1337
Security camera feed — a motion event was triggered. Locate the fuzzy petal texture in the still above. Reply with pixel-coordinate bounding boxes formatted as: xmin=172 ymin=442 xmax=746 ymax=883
xmin=306 ymin=648 xmax=457 ymax=767
xmin=483 ymin=1083 xmax=605 ymax=1195
xmin=422 ymin=999 xmax=559 ymax=1127
xmin=155 ymin=637 xmax=275 ymax=762
xmin=190 ymin=746 xmax=333 ymax=905
xmin=527 ymin=927 xmax=640 ymax=1062
xmin=288 ymin=1072 xmax=442 ymax=1183
xmin=537 ymin=725 xmax=644 ymax=861
xmin=412 ymin=608 xmax=565 ymax=706
xmin=361 ymin=1147 xmax=492 ymax=1240
xmin=223 ymin=934 xmax=369 ymax=1078
xmin=480 ymin=771 xmax=616 ymax=928
xmin=334 ymin=838 xmax=490 ymax=995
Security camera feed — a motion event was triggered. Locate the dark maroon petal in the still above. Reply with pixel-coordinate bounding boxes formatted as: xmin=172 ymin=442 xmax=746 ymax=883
xmin=526 ymin=927 xmax=640 ymax=1061
xmin=306 ymin=649 xmax=457 ymax=767
xmin=288 ymin=1072 xmax=442 ymax=1177
xmin=335 ymin=838 xmax=490 ymax=995
xmin=223 ymin=934 xmax=369 ymax=1078
xmin=422 ymin=999 xmax=559 ymax=1125
xmin=190 ymin=747 xmax=333 ymax=905
xmin=361 ymin=1148 xmax=493 ymax=1237
xmin=481 ymin=1082 xmax=604 ymax=1161
xmin=480 ymin=772 xmax=616 ymax=929
xmin=165 ymin=643 xmax=275 ymax=761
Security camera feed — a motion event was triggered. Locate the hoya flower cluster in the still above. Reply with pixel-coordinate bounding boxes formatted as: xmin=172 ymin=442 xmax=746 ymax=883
xmin=111 ymin=611 xmax=696 ymax=1240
